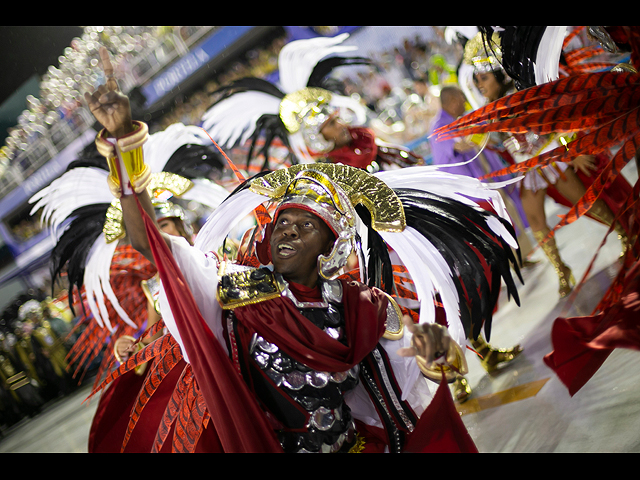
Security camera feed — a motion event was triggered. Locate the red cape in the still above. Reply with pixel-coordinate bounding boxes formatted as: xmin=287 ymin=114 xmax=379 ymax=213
xmin=544 ymin=258 xmax=640 ymax=396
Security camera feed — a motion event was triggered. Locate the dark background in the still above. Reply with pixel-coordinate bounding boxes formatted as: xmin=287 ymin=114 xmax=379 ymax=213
xmin=0 ymin=26 xmax=84 ymax=144
xmin=0 ymin=26 xmax=84 ymax=105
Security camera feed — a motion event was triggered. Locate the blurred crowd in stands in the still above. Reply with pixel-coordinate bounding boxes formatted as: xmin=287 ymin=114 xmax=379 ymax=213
xmin=2 ymin=26 xmax=464 ymax=245
xmin=156 ymin=26 xmax=463 ymax=144
xmin=0 ymin=27 xmax=218 ymax=194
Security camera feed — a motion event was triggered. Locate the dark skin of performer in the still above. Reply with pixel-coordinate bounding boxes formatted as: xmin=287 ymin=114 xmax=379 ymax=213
xmin=85 ymin=47 xmax=458 ymax=372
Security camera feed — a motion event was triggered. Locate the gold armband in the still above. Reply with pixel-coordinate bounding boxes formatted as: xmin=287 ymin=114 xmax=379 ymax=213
xmin=95 ymin=121 xmax=150 ymax=198
xmin=414 ymin=338 xmax=469 ymax=384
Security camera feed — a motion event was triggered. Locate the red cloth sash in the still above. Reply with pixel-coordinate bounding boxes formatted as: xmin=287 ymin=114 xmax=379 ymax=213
xmin=140 ymin=197 xmax=283 ymax=452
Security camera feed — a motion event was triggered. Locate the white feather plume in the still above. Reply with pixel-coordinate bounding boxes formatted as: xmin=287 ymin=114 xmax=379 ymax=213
xmin=277 ymin=33 xmax=358 ymax=94
xmin=534 ymin=26 xmax=568 ymax=86
xmin=201 ymin=92 xmax=282 ymax=150
xmin=143 ymin=122 xmax=213 ymax=172
xmin=193 ymin=188 xmax=267 ymax=255
xmin=181 ymin=178 xmax=231 ymax=211
xmin=30 ymin=167 xmax=111 ymax=240
xmin=374 ymin=166 xmax=519 ymax=248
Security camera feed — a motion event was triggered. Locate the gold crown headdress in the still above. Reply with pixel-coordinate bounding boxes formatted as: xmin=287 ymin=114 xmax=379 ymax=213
xmin=249 ymin=163 xmax=406 ymax=279
xmin=279 ymin=87 xmax=338 ymax=154
xmin=103 ymin=172 xmax=194 ymax=244
xmin=463 ymin=32 xmax=506 ymax=75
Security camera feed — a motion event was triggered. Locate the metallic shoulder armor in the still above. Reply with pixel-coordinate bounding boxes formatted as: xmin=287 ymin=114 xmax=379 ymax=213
xmin=217 ymin=265 xmax=282 ymax=309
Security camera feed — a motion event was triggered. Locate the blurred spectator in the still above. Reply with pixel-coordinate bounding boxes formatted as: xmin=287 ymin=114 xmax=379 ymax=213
xmin=429 ymin=85 xmax=533 ymax=259
xmin=429 ymin=85 xmax=485 ymax=177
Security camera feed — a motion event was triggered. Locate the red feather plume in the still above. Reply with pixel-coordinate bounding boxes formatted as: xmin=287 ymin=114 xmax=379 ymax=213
xmin=431 ymin=67 xmax=640 ymax=243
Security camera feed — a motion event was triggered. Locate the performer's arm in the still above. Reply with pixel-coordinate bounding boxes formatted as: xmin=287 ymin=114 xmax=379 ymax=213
xmin=84 ymin=47 xmax=171 ymax=263
xmin=120 ymin=192 xmax=165 ymax=263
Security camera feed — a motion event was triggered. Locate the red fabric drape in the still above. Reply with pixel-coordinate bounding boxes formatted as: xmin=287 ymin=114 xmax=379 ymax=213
xmin=544 ymin=260 xmax=640 ymax=396
xmin=139 ymin=197 xmax=283 ymax=452
xmin=405 ymin=373 xmax=479 ymax=453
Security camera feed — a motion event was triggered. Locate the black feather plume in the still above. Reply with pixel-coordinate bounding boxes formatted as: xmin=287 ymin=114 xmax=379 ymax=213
xmin=354 ymin=204 xmax=393 ymax=294
xmin=162 ymin=143 xmax=225 ymax=179
xmin=209 ymin=77 xmax=285 ymax=104
xmin=478 ymin=26 xmax=548 ymax=90
xmin=394 ymin=188 xmax=522 ymax=341
xmin=307 ymin=56 xmax=374 ymax=89
xmin=50 ymin=204 xmax=110 ymax=315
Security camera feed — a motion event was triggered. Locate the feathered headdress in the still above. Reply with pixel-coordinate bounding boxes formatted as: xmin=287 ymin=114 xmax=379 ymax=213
xmin=476 ymin=26 xmax=631 ymax=91
xmin=30 ymin=123 xmax=229 ymax=328
xmin=473 ymin=26 xmax=568 ymax=90
xmin=200 ymin=33 xmax=371 ymax=168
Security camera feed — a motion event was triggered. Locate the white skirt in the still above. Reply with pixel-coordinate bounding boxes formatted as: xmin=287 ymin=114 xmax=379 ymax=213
xmin=521 ymin=161 xmax=569 ymax=192
xmin=515 ymin=137 xmax=570 ymax=192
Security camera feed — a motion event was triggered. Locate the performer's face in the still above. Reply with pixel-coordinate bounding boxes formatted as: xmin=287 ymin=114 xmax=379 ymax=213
xmin=270 ymin=208 xmax=336 ymax=288
xmin=474 ymin=72 xmax=502 ymax=101
xmin=158 ymin=217 xmax=193 ymax=245
xmin=158 ymin=218 xmax=181 ymax=237
xmin=320 ymin=115 xmax=351 ymax=149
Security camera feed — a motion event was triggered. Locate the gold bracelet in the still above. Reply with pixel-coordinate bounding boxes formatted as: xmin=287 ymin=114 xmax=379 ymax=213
xmin=96 ymin=121 xmax=150 ymax=197
xmin=113 ymin=335 xmax=138 ymax=364
xmin=413 ymin=338 xmax=469 ymax=384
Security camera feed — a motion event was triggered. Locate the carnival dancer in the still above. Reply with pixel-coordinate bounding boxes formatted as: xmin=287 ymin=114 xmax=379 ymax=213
xmin=201 ymin=33 xmax=423 ymax=173
xmin=29 ymin=114 xmax=230 ymax=451
xmin=30 ymin=123 xmax=228 ymax=386
xmin=88 ymin=199 xmax=208 ymax=453
xmin=432 ymin=26 xmax=640 ymax=396
xmin=80 ymin=46 xmax=526 ymax=453
xmin=446 ymin=30 xmax=631 ymax=299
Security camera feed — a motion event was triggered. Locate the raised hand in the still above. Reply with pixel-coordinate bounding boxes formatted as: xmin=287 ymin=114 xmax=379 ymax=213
xmin=571 ymin=154 xmax=598 ymax=177
xmin=397 ymin=315 xmax=462 ymax=365
xmin=84 ymin=47 xmax=133 ymax=138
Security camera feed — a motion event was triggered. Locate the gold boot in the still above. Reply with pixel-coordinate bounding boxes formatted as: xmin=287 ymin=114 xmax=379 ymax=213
xmin=453 ymin=375 xmax=472 ymax=403
xmin=471 ymin=336 xmax=523 ymax=374
xmin=534 ymin=229 xmax=575 ymax=298
xmin=588 ymin=200 xmax=629 ymax=258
